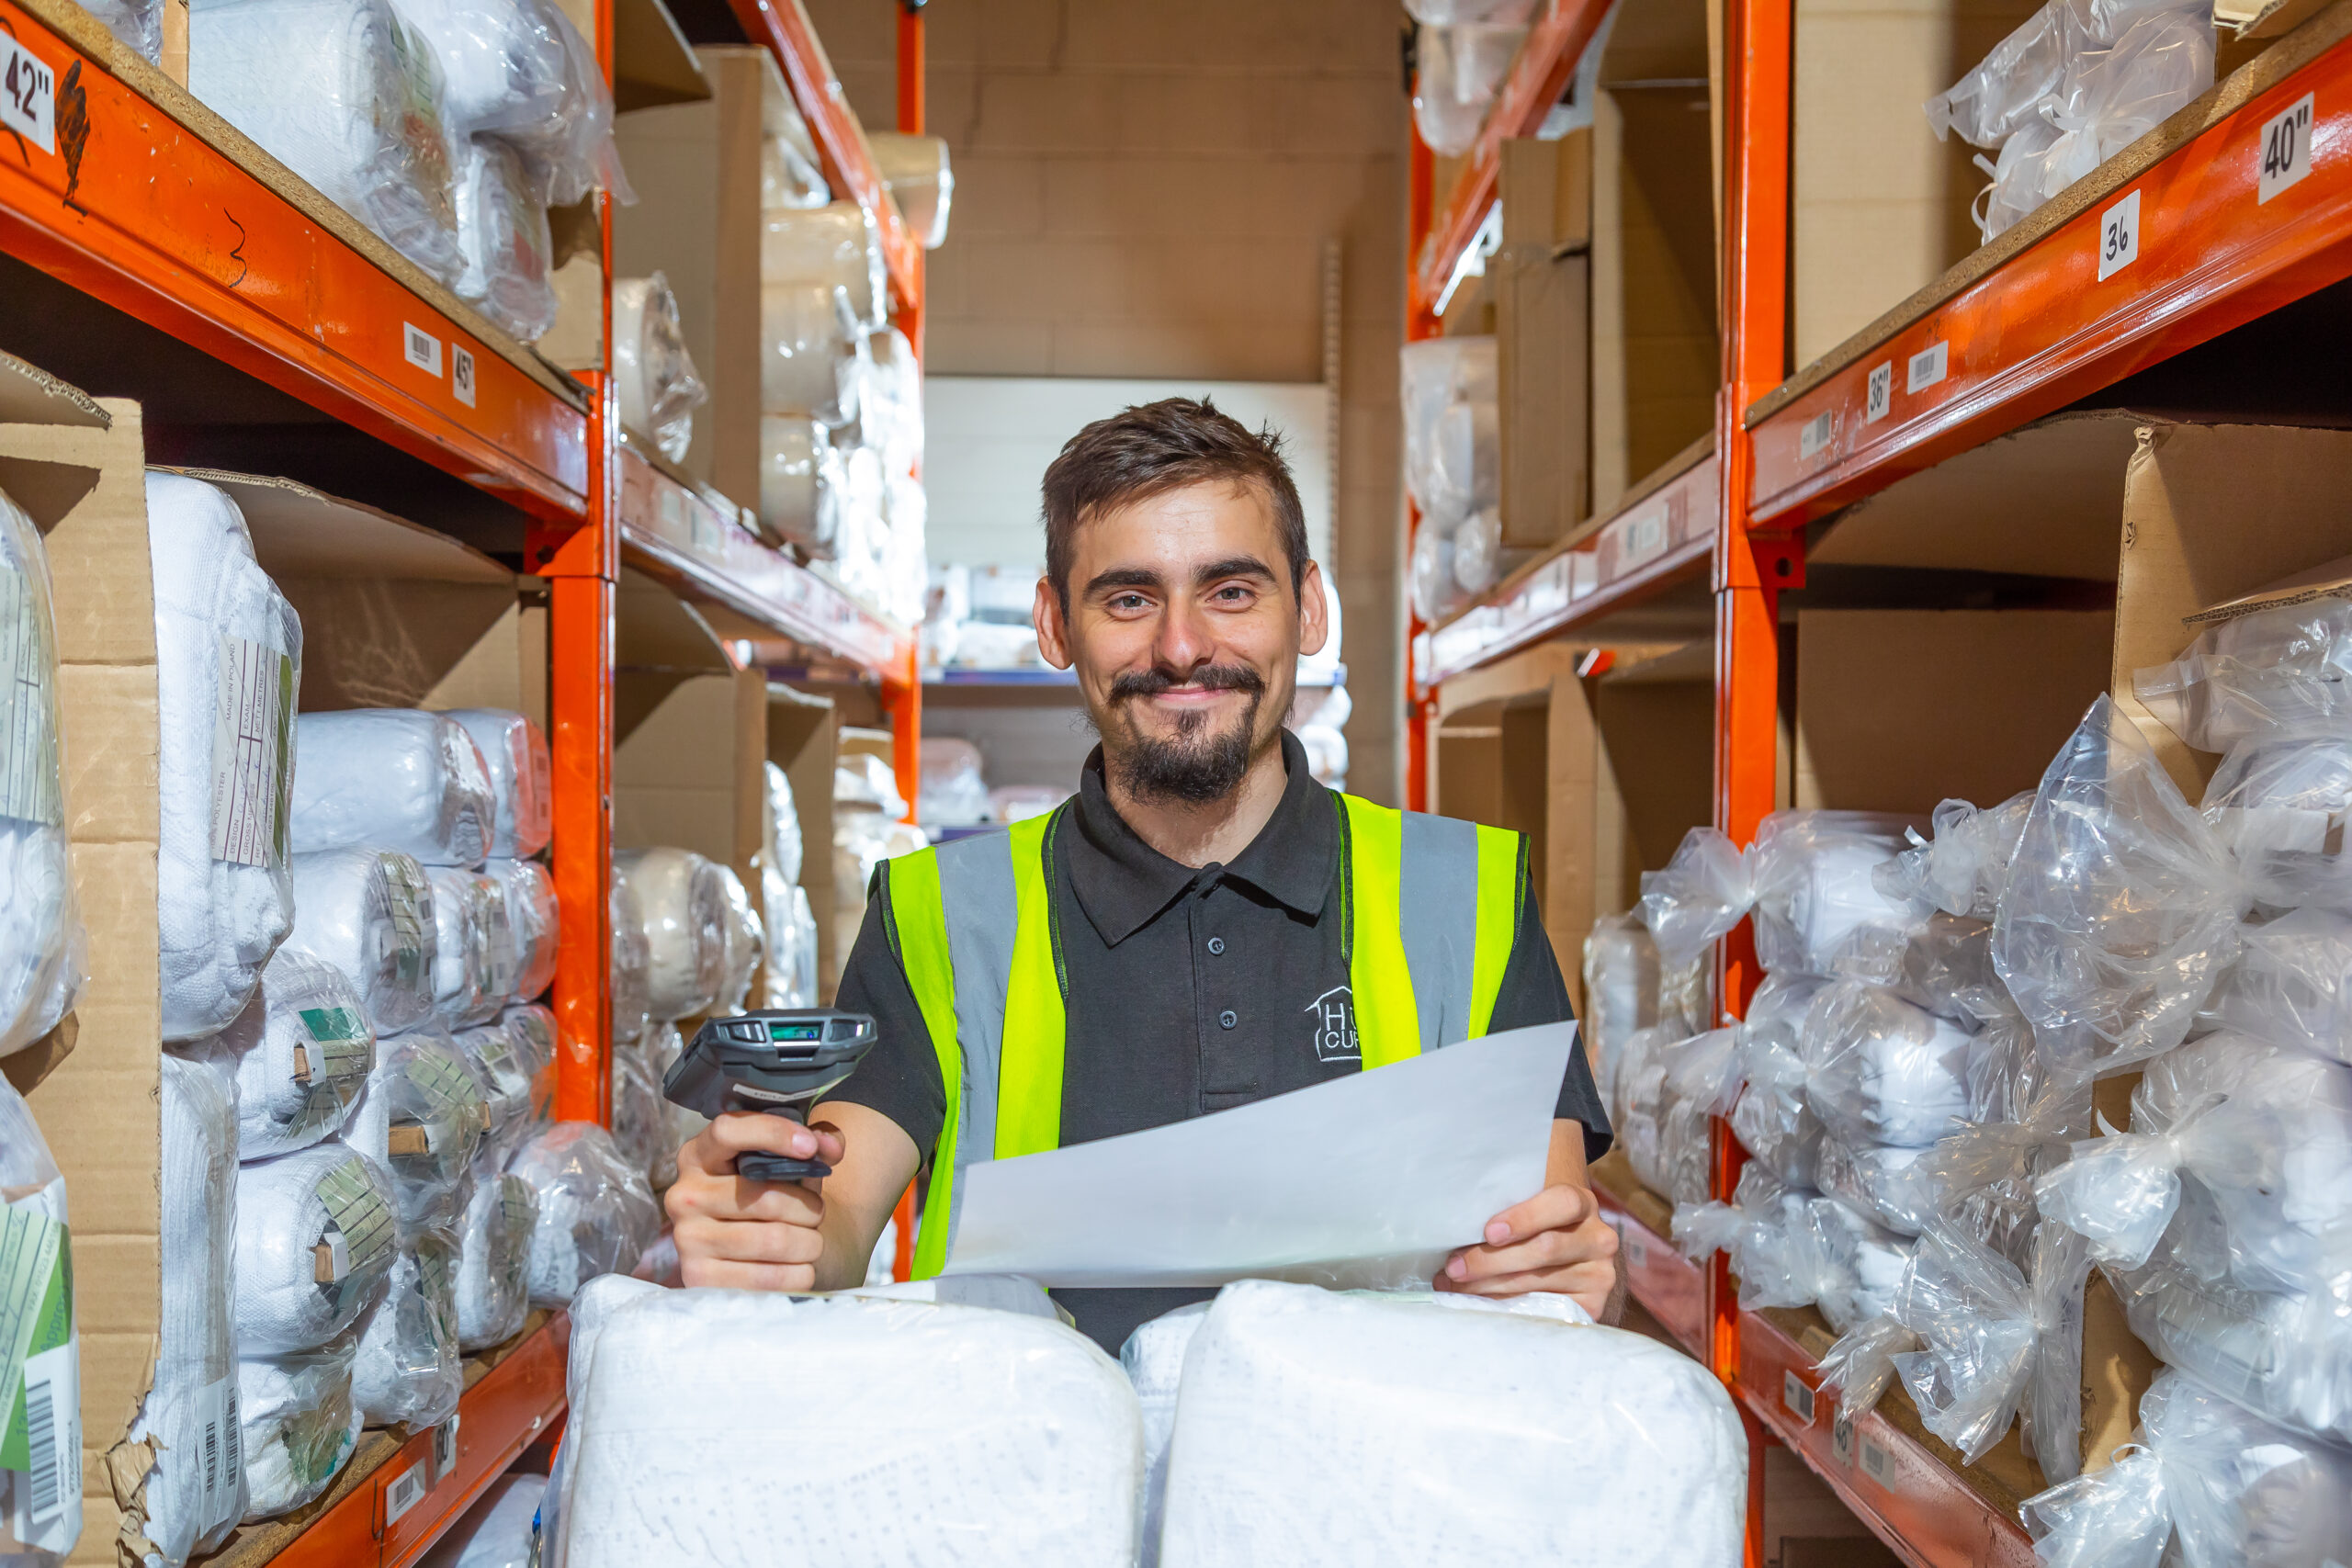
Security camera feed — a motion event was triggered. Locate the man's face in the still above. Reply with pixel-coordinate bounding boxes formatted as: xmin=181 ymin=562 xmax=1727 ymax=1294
xmin=1035 ymin=479 xmax=1328 ymax=805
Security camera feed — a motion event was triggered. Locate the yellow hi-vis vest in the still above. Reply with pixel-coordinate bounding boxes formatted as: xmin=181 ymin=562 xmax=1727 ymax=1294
xmin=885 ymin=791 xmax=1522 ymax=1280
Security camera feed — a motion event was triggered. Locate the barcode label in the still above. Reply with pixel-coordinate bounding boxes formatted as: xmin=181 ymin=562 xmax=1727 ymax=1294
xmin=21 ymin=1372 xmax=53 ymax=1520
xmin=4 ymin=1182 xmax=77 ymax=1557
xmin=209 ymin=636 xmax=291 ymax=867
xmin=1621 ymin=507 xmax=1668 ymax=570
xmin=403 ymin=324 xmax=443 ymax=378
xmin=1800 ymin=411 xmax=1834 ymax=460
xmin=384 ymin=1461 xmax=426 ymax=1525
xmin=1905 ymin=340 xmax=1948 ymax=394
xmin=0 ymin=563 xmax=60 ymax=828
xmin=192 ymin=1372 xmax=242 ymax=1534
xmin=1782 ymin=1371 xmax=1815 ymax=1425
xmin=1862 ymin=1438 xmax=1890 ymax=1482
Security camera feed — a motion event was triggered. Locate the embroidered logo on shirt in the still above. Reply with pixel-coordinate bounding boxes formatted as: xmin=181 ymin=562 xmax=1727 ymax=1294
xmin=1306 ymin=986 xmax=1360 ymax=1064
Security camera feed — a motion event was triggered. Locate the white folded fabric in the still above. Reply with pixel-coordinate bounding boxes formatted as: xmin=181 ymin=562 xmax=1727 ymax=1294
xmin=451 ymin=1018 xmax=535 ymax=1168
xmin=1122 ymin=1302 xmax=1209 ymax=1568
xmin=759 ymin=284 xmax=861 ymax=425
xmin=1799 ymin=981 xmax=1973 ymax=1148
xmin=233 ymin=1143 xmax=397 ymax=1355
xmin=760 ymin=203 xmax=886 ymax=327
xmin=489 ymin=857 xmax=559 ymax=1004
xmin=1159 ymin=1281 xmax=1743 ymax=1567
xmin=236 ymin=1339 xmax=363 ymax=1522
xmin=614 ymin=846 xmax=729 ymax=1021
xmin=130 ymin=1052 xmax=246 ymax=1566
xmin=351 ymin=1226 xmax=462 ymax=1427
xmin=608 ymin=1032 xmax=665 ymax=1189
xmin=713 ymin=865 xmax=762 ymax=1015
xmin=344 ymin=1028 xmax=489 ymax=1229
xmin=426 ymin=865 xmax=514 ymax=1026
xmin=0 ymin=488 xmax=82 ymax=1062
xmin=292 ymin=708 xmax=495 ymax=866
xmin=147 ymin=471 xmax=301 ymax=1042
xmin=201 ymin=945 xmax=375 ymax=1160
xmin=510 ymin=1122 xmax=660 ymax=1305
xmin=1805 ymin=1197 xmax=1916 ymax=1334
xmin=454 ymin=1172 xmax=537 ymax=1352
xmin=446 ymin=710 xmax=550 ymax=860
xmin=450 ymin=138 xmax=558 ymax=344
xmin=422 ymin=1472 xmax=546 ymax=1568
xmin=550 ymin=1290 xmax=1140 ymax=1568
xmin=501 ymin=1003 xmax=557 ymax=1127
xmin=612 ymin=275 xmax=706 ymax=464
xmin=287 ymin=847 xmax=437 ymax=1034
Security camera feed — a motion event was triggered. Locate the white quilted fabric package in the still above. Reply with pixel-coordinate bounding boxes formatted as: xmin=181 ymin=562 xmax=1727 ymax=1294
xmin=454 ymin=1172 xmax=537 ymax=1351
xmin=548 ymin=1288 xmax=1141 ymax=1568
xmin=450 ymin=138 xmax=557 ymax=343
xmin=422 ymin=1472 xmax=546 ymax=1568
xmin=607 ymin=1031 xmax=664 ymax=1187
xmin=1815 ymin=1134 xmax=1936 ymax=1237
xmin=351 ymin=1226 xmax=462 ymax=1426
xmin=343 ymin=1028 xmax=488 ymax=1229
xmin=187 ymin=0 xmax=464 ymax=286
xmin=614 ymin=846 xmax=728 ymax=1021
xmin=446 ymin=710 xmax=550 ymax=860
xmin=147 ymin=472 xmax=302 ymax=1042
xmin=509 ymin=1122 xmax=660 ymax=1305
xmin=501 ymin=1003 xmax=557 ymax=1126
xmin=489 ymin=857 xmax=558 ymax=1003
xmin=760 ymin=202 xmax=886 ymax=327
xmin=130 ymin=1052 xmax=245 ymax=1566
xmin=451 ymin=1018 xmax=534 ymax=1168
xmin=1122 ymin=1303 xmax=1209 ymax=1568
xmin=612 ymin=275 xmax=706 ymax=464
xmin=236 ymin=1338 xmax=364 ymax=1521
xmin=233 ymin=1143 xmax=397 ymax=1354
xmin=759 ymin=283 xmax=861 ymax=425
xmin=762 ymin=882 xmax=819 ymax=1009
xmin=205 ymin=945 xmax=375 ymax=1160
xmin=713 ymin=864 xmax=763 ymax=1014
xmin=1798 ymin=980 xmax=1973 ymax=1148
xmin=1159 ymin=1281 xmax=1743 ymax=1567
xmin=1805 ymin=1197 xmax=1916 ymax=1334
xmin=609 ymin=867 xmax=653 ymax=1044
xmin=287 ymin=847 xmax=436 ymax=1034
xmin=291 ymin=708 xmax=494 ymax=866
xmin=1748 ymin=812 xmax=1923 ymax=979
xmin=0 ymin=487 xmax=82 ymax=1062
xmin=425 ymin=866 xmax=514 ymax=1025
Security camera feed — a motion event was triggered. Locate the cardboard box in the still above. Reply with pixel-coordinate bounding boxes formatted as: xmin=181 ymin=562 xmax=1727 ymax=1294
xmin=1496 ymin=134 xmax=1593 ymax=550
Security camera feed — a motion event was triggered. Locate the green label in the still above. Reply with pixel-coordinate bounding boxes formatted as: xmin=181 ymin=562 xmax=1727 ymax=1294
xmin=416 ymin=1240 xmax=456 ymax=1348
xmin=315 ymin=1158 xmax=392 ymax=1314
xmin=0 ymin=1193 xmax=69 ymax=1471
xmin=409 ymin=1052 xmax=480 ymax=1148
xmin=381 ymin=859 xmax=429 ymax=989
xmin=299 ymin=1008 xmax=371 ymax=1077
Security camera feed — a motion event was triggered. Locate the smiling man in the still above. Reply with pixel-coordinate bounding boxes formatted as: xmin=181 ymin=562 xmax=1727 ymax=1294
xmin=667 ymin=397 xmax=1620 ymax=1348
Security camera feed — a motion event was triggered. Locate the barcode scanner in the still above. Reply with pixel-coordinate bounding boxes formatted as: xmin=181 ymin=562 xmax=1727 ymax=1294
xmin=663 ymin=1009 xmax=880 ymax=1182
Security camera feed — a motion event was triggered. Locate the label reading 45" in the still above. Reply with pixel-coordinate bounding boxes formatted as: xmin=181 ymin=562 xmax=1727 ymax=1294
xmin=0 ymin=32 xmax=56 ymax=154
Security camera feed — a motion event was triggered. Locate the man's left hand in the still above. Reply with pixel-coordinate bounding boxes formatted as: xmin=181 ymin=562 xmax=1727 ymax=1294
xmin=1435 ymin=1181 xmax=1620 ymax=1322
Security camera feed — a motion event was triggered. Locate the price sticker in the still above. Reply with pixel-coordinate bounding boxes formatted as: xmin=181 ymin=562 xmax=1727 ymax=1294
xmin=1905 ymin=340 xmax=1948 ymax=395
xmin=403 ymin=322 xmax=444 ymax=378
xmin=1865 ymin=362 xmax=1893 ymax=423
xmin=0 ymin=33 xmax=56 ymax=154
xmin=1782 ymin=1371 xmax=1816 ymax=1425
xmin=2098 ymin=190 xmax=2141 ymax=281
xmin=452 ymin=344 xmax=477 ymax=408
xmin=383 ymin=1461 xmax=427 ymax=1525
xmin=1861 ymin=1438 xmax=1892 ymax=1483
xmin=2258 ymin=93 xmax=2315 ymax=204
xmin=1800 ymin=410 xmax=1834 ymax=461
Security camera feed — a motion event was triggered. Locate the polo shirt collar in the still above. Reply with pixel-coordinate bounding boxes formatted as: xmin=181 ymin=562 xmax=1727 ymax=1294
xmin=1065 ymin=728 xmax=1338 ymax=947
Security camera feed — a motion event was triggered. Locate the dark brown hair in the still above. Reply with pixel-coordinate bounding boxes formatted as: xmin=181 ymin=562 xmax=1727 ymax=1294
xmin=1040 ymin=396 xmax=1309 ymax=615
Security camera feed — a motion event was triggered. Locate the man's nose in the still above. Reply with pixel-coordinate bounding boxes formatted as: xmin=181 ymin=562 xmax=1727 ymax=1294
xmin=1152 ymin=595 xmax=1216 ymax=675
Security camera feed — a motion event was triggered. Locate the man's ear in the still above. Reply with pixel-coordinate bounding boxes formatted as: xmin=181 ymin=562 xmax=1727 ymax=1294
xmin=1034 ymin=574 xmax=1073 ymax=670
xmin=1297 ymin=559 xmax=1330 ymax=659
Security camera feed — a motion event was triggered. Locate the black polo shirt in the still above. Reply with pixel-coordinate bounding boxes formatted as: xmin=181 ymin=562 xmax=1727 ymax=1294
xmin=828 ymin=728 xmax=1610 ymax=1351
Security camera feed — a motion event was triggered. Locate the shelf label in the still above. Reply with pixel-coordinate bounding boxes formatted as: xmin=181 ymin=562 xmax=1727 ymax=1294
xmin=0 ymin=32 xmax=56 ymax=155
xmin=432 ymin=1415 xmax=461 ymax=1483
xmin=1800 ymin=411 xmax=1834 ymax=460
xmin=403 ymin=323 xmax=444 ymax=378
xmin=1905 ymin=341 xmax=1948 ymax=394
xmin=1623 ymin=1230 xmax=1647 ymax=1269
xmin=1831 ymin=1411 xmax=1855 ymax=1468
xmin=384 ymin=1461 xmax=426 ymax=1526
xmin=1861 ymin=1437 xmax=1891 ymax=1483
xmin=1865 ymin=362 xmax=1893 ymax=423
xmin=1782 ymin=1371 xmax=1816 ymax=1425
xmin=2259 ymin=93 xmax=2315 ymax=204
xmin=2098 ymin=190 xmax=2141 ymax=281
xmin=452 ymin=344 xmax=477 ymax=408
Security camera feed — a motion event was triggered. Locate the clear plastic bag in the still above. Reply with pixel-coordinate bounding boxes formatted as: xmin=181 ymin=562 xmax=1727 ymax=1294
xmin=1409 ymin=515 xmax=1467 ymax=626
xmin=501 ymin=1002 xmax=558 ymax=1129
xmin=2199 ymin=728 xmax=2352 ymax=911
xmin=1398 ymin=338 xmax=1496 ymax=523
xmin=1993 ymin=695 xmax=2246 ymax=1073
xmin=391 ymin=0 xmax=625 ymax=206
xmin=232 ymin=1143 xmax=398 ymax=1354
xmin=612 ymin=274 xmax=707 ymax=463
xmin=344 ymin=1027 xmax=489 ymax=1230
xmin=1926 ymin=0 xmax=2078 ymax=149
xmin=351 ymin=1224 xmax=463 ymax=1426
xmin=425 ymin=866 xmax=514 ymax=1026
xmin=760 ymin=85 xmax=829 ymax=209
xmin=1883 ymin=794 xmax=2035 ymax=922
xmin=207 ymin=943 xmax=376 ymax=1159
xmin=2135 ymin=598 xmax=2352 ymax=754
xmin=0 ymin=488 xmax=82 ymax=1062
xmin=1429 ymin=400 xmax=1499 ymax=523
xmin=1449 ymin=504 xmax=1503 ymax=597
xmin=445 ymin=709 xmax=550 ymax=861
xmin=450 ymin=137 xmax=557 ymax=343
xmin=83 ymin=0 xmax=163 ymax=60
xmin=454 ymin=1171 xmax=537 ymax=1353
xmin=1672 ymin=1164 xmax=1820 ymax=1314
xmin=1626 ymin=1029 xmax=1741 ymax=1207
xmin=1581 ymin=914 xmax=1661 ymax=1085
xmin=451 ymin=1017 xmax=535 ymax=1168
xmin=509 ymin=1122 xmax=660 ymax=1306
xmin=292 ymin=708 xmax=496 ymax=866
xmin=711 ymin=865 xmax=763 ymax=1015
xmin=1807 ymin=1196 xmax=1917 ymax=1334
xmin=1748 ymin=812 xmax=1924 ymax=979
xmin=288 ymin=847 xmax=438 ymax=1035
xmin=1798 ymin=980 xmax=1973 ymax=1148
xmin=613 ymin=846 xmax=729 ymax=1021
xmin=607 ymin=1030 xmax=664 ymax=1188
xmin=868 ymin=130 xmax=954 ymax=249
xmin=1815 ymin=1134 xmax=1938 ymax=1237
xmin=609 ymin=874 xmax=652 ymax=1045
xmin=1411 ymin=23 xmax=1528 ymax=157
xmin=2045 ymin=0 xmax=2214 ymax=182
xmin=1638 ymin=827 xmax=1756 ymax=968
xmin=0 ymin=1077 xmax=77 ymax=1562
xmin=1729 ymin=975 xmax=1830 ymax=1189
xmin=760 ymin=202 xmax=887 ymax=328
xmin=236 ymin=1336 xmax=364 ymax=1521
xmin=761 ymin=882 xmax=819 ymax=1010
xmin=489 ymin=855 xmax=559 ymax=1004
xmin=758 ymin=282 xmax=862 ymax=426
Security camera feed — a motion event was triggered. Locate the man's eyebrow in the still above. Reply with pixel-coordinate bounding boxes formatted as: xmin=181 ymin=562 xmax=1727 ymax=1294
xmin=1193 ymin=556 xmax=1277 ymax=587
xmin=1085 ymin=566 xmax=1165 ymax=598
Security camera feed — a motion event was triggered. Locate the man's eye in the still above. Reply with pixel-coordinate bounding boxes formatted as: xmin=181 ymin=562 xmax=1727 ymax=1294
xmin=1214 ymin=585 xmax=1253 ymax=603
xmin=1111 ymin=593 xmax=1149 ymax=611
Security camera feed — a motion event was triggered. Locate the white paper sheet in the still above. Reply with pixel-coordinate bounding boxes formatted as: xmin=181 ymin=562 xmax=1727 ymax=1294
xmin=941 ymin=1021 xmax=1577 ymax=1290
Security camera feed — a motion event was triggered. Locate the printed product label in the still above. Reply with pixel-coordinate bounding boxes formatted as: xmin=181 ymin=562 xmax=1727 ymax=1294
xmin=409 ymin=1053 xmax=479 ymax=1152
xmin=191 ymin=1373 xmax=243 ymax=1538
xmin=209 ymin=636 xmax=293 ymax=867
xmin=1 ymin=1179 xmax=77 ymax=1553
xmin=381 ymin=859 xmax=431 ymax=991
xmin=417 ymin=1242 xmax=458 ymax=1348
xmin=298 ymin=1008 xmax=372 ymax=1080
xmin=314 ymin=1159 xmax=393 ymax=1314
xmin=0 ymin=563 xmax=61 ymax=828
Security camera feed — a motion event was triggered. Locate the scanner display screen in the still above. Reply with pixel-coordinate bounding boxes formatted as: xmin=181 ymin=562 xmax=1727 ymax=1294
xmin=768 ymin=1022 xmax=825 ymax=1042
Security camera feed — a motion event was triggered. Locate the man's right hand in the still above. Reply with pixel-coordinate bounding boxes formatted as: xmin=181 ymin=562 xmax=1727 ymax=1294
xmin=666 ymin=1111 xmax=847 ymax=1292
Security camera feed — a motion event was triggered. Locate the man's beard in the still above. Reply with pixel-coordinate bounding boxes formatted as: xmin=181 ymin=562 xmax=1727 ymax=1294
xmin=1100 ymin=663 xmax=1268 ymax=806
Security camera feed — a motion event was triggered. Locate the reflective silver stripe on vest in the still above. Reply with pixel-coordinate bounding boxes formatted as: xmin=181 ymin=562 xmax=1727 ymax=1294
xmin=932 ymin=828 xmax=1019 ymax=1255
xmin=1397 ymin=809 xmax=1481 ymax=1052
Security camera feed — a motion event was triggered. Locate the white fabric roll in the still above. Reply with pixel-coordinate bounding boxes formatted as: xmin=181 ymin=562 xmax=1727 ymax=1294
xmin=501 ymin=1003 xmax=557 ymax=1127
xmin=187 ymin=0 xmax=464 ymax=285
xmin=0 ymin=486 xmax=82 ymax=1062
xmin=608 ymin=1032 xmax=665 ymax=1188
xmin=1805 ymin=1197 xmax=1916 ymax=1334
xmin=351 ymin=1226 xmax=462 ymax=1426
xmin=613 ymin=275 xmax=706 ymax=464
xmin=454 ymin=1172 xmax=537 ymax=1352
xmin=763 ymin=761 xmax=803 ymax=886
xmin=551 ymin=1290 xmax=1140 ymax=1568
xmin=488 ymin=857 xmax=558 ymax=1004
xmin=760 ymin=202 xmax=886 ymax=328
xmin=292 ymin=708 xmax=495 ymax=866
xmin=288 ymin=847 xmax=437 ymax=1034
xmin=758 ymin=416 xmax=835 ymax=549
xmin=1159 ymin=1281 xmax=1743 ymax=1567
xmin=713 ymin=865 xmax=762 ymax=1015
xmin=1430 ymin=399 xmax=1499 ymax=520
xmin=236 ymin=1340 xmax=363 ymax=1522
xmin=451 ymin=1017 xmax=535 ymax=1167
xmin=450 ymin=137 xmax=557 ymax=343
xmin=446 ymin=710 xmax=550 ymax=860
xmin=761 ymin=130 xmax=830 ymax=210
xmin=147 ymin=472 xmax=301 ymax=1042
xmin=510 ymin=1122 xmax=660 ymax=1306
xmin=868 ymin=131 xmax=953 ymax=249
xmin=610 ymin=874 xmax=653 ymax=1044
xmin=422 ymin=1472 xmax=546 ymax=1568
xmin=132 ymin=1052 xmax=246 ymax=1566
xmin=1451 ymin=505 xmax=1501 ymax=596
xmin=758 ymin=283 xmax=861 ymax=424
xmin=1409 ymin=516 xmax=1464 ymax=626
xmin=614 ymin=847 xmax=728 ymax=1021
xmin=426 ymin=866 xmax=514 ymax=1025
xmin=343 ymin=1028 xmax=488 ymax=1229
xmin=761 ymin=882 xmax=819 ymax=1010
xmin=207 ymin=944 xmax=375 ymax=1160
xmin=1122 ymin=1302 xmax=1209 ymax=1568
xmin=233 ymin=1144 xmax=397 ymax=1355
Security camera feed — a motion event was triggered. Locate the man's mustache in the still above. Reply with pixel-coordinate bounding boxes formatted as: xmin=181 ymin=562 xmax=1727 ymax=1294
xmin=1107 ymin=663 xmax=1266 ymax=702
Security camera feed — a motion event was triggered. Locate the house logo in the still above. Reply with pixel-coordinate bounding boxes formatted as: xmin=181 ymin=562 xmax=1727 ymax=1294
xmin=1306 ymin=986 xmax=1359 ymax=1064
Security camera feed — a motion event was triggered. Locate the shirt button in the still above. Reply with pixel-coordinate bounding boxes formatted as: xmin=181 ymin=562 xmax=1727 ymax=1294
xmin=1207 ymin=937 xmax=1226 ymax=956
xmin=1219 ymin=1010 xmax=1238 ymax=1030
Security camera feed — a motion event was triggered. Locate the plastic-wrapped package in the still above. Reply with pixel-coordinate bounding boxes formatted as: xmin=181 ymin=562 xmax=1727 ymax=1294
xmin=1925 ymin=0 xmax=2074 ymax=149
xmin=2035 ymin=1032 xmax=2352 ymax=1293
xmin=0 ymin=490 xmax=81 ymax=1062
xmin=613 ymin=846 xmax=729 ymax=1021
xmin=1994 ymin=697 xmax=2245 ymax=1074
xmin=1843 ymin=908 xmax=2014 ymax=1027
xmin=351 ymin=1227 xmax=462 ymax=1426
xmin=129 ymin=1054 xmax=243 ymax=1567
xmin=1451 ymin=505 xmax=1503 ymax=597
xmin=547 ymin=1289 xmax=1139 ymax=1568
xmin=390 ymin=0 xmax=621 ymax=204
xmin=1601 ymin=1021 xmax=1673 ymax=1151
xmin=1583 ymin=917 xmax=1662 ymax=1086
xmin=607 ymin=1032 xmax=664 ymax=1187
xmin=1749 ymin=812 xmax=1925 ymax=978
xmin=84 ymin=0 xmax=164 ymax=60
xmin=2021 ymin=1367 xmax=2352 ymax=1568
xmin=918 ymin=737 xmax=991 ymax=828
xmin=760 ymin=85 xmax=829 ymax=209
xmin=343 ymin=1028 xmax=488 ymax=1229
xmin=2199 ymin=728 xmax=2352 ymax=911
xmin=1797 ymin=981 xmax=1973 ymax=1148
xmin=1884 ymin=793 xmax=2035 ymax=922
xmin=1159 ymin=1280 xmax=1742 ymax=1567
xmin=2039 ymin=0 xmax=2214 ymax=198
xmin=1729 ymin=976 xmax=1830 ymax=1188
xmin=502 ymin=1001 xmax=556 ymax=1098
xmin=868 ymin=130 xmax=954 ymax=249
xmin=233 ymin=1143 xmax=397 ymax=1354
xmin=207 ymin=944 xmax=376 ymax=1159
xmin=1815 ymin=1134 xmax=1937 ymax=1237
xmin=612 ymin=275 xmax=707 ymax=464
xmin=608 ymin=874 xmax=652 ymax=1045
xmin=758 ymin=282 xmax=861 ymax=425
xmin=424 ymin=866 xmax=512 ymax=1026
xmin=287 ymin=847 xmax=436 ymax=1034
xmin=451 ymin=1018 xmax=534 ymax=1166
xmin=2203 ymin=906 xmax=2352 ymax=1063
xmin=1122 ymin=1302 xmax=1210 ymax=1568
xmin=454 ymin=1172 xmax=537 ymax=1351
xmin=761 ymin=202 xmax=887 ymax=328
xmin=1625 ymin=1028 xmax=1743 ymax=1207
xmin=758 ymin=416 xmax=836 ymax=548
xmin=236 ymin=1337 xmax=363 ymax=1521
xmin=1673 ymin=1164 xmax=1821 ymax=1315
xmin=710 ymin=865 xmax=763 ymax=1014
xmin=1634 ymin=827 xmax=1754 ymax=967
xmin=866 ymin=327 xmax=924 ymax=469
xmin=292 ymin=708 xmax=495 ymax=866
xmin=1411 ymin=22 xmax=1528 ymax=156
xmin=422 ymin=1472 xmax=546 ymax=1568
xmin=1430 ymin=399 xmax=1500 ymax=524
xmin=2135 ymin=598 xmax=2352 ymax=754
xmin=147 ymin=472 xmax=301 ymax=1042
xmin=449 ymin=138 xmax=557 ymax=342
xmin=1807 ymin=1196 xmax=1917 ymax=1334
xmin=762 ymin=882 xmax=819 ymax=1010
xmin=445 ymin=709 xmax=550 ymax=861
xmin=188 ymin=0 xmax=463 ymax=283
xmin=1399 ymin=337 xmax=1497 ymax=522
xmin=1409 ymin=516 xmax=1466 ymax=626
xmin=489 ymin=855 xmax=558 ymax=1003
xmin=509 ymin=1122 xmax=660 ymax=1305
